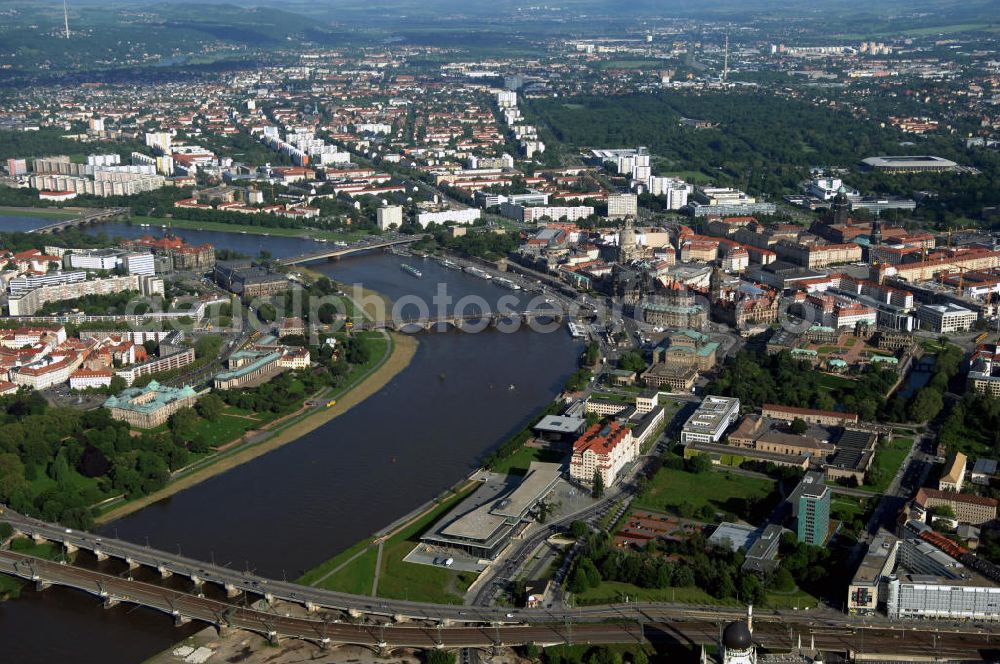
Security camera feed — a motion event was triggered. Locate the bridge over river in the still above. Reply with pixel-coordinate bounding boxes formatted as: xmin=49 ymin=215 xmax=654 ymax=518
xmin=278 ymin=234 xmax=423 ymax=266
xmin=2 ymin=508 xmax=1000 ymax=658
xmin=29 ymin=207 xmax=131 ymax=234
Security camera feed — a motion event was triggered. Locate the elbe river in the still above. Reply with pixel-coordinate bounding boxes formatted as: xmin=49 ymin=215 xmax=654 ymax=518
xmin=0 ymin=217 xmax=581 ymax=663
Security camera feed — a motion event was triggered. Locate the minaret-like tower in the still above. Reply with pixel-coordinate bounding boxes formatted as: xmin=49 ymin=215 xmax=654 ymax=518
xmin=63 ymin=0 xmax=70 ymax=39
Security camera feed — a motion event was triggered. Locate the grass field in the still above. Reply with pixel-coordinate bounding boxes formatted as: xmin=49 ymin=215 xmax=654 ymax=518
xmin=0 ymin=206 xmax=78 ymax=219
xmin=302 ymin=484 xmax=478 ymax=604
xmin=831 ymin=496 xmax=871 ymax=521
xmin=632 ymin=467 xmax=778 ymax=522
xmin=490 ymin=447 xmax=565 ymax=476
xmin=186 ymin=408 xmax=265 ymax=448
xmin=10 ymin=538 xmax=64 ymax=560
xmin=815 ymin=373 xmax=856 ymax=391
xmin=867 ymin=437 xmax=912 ymax=494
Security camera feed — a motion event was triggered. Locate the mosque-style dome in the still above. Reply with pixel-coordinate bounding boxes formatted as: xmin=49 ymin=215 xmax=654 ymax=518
xmin=722 ymin=620 xmax=753 ymax=650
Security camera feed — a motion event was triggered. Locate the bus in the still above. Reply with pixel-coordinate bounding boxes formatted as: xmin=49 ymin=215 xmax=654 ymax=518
xmin=974 ymin=331 xmax=988 ymax=344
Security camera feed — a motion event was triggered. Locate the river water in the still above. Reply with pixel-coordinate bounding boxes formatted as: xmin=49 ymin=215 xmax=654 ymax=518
xmin=0 ymin=218 xmax=582 ymax=663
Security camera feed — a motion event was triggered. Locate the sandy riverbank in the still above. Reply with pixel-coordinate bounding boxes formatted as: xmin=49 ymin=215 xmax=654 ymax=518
xmin=96 ymin=332 xmax=418 ymax=524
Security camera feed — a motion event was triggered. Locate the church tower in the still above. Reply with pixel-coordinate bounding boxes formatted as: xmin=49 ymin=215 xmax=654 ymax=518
xmin=618 ymin=217 xmax=640 ymax=264
xmin=830 ymin=185 xmax=851 ymax=226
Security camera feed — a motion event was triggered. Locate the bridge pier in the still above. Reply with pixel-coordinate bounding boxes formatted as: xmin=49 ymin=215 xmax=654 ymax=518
xmin=64 ymin=543 xmax=77 ymax=554
xmin=224 ymin=583 xmax=241 ymax=598
xmin=190 ymin=575 xmax=204 ymax=588
xmin=264 ymin=592 xmax=275 ymax=604
xmin=32 ymin=534 xmax=46 ymax=545
xmin=124 ymin=557 xmax=140 ymax=570
xmin=157 ymin=565 xmax=172 ymax=579
xmin=348 ymin=608 xmax=363 ymax=620
xmin=102 ymin=596 xmax=120 ymax=609
xmin=267 ymin=630 xmax=279 ymax=646
xmin=393 ymin=613 xmax=410 ymax=623
xmin=173 ymin=611 xmax=190 ymax=627
xmin=305 ymin=601 xmax=319 ymax=613
xmin=34 ymin=579 xmax=51 ymax=591
xmin=93 ymin=549 xmax=108 ymax=562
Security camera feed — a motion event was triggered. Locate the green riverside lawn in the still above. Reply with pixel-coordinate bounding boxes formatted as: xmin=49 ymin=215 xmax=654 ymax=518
xmin=299 ymin=484 xmax=478 ymax=604
xmin=0 ymin=206 xmax=78 ymax=219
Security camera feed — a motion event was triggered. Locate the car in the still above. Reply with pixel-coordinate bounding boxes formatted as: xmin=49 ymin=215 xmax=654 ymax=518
xmin=506 ymin=613 xmax=514 ymax=618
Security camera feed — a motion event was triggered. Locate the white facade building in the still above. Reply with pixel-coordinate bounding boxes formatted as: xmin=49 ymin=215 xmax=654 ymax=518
xmin=376 ymin=205 xmax=404 ymax=231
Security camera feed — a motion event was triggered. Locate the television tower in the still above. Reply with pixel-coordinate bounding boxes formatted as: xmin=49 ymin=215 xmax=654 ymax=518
xmin=723 ymin=34 xmax=729 ymax=82
xmin=63 ymin=0 xmax=70 ymax=39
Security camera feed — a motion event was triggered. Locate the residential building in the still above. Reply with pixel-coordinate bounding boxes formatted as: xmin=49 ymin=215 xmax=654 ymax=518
xmin=607 ymin=193 xmax=638 ymax=219
xmin=416 ymin=208 xmax=481 ymax=228
xmin=376 ymin=205 xmax=404 ymax=231
xmin=69 ymin=368 xmax=114 ymax=390
xmin=10 ymin=351 xmax=84 ymax=390
xmin=114 ymin=348 xmax=195 ymax=386
xmin=570 ymin=420 xmax=638 ymax=488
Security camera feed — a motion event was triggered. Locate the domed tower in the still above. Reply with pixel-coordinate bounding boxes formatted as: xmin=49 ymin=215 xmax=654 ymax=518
xmin=716 ymin=606 xmax=756 ymax=664
xmin=618 ymin=217 xmax=640 ymax=264
xmin=830 ymin=185 xmax=851 ymax=226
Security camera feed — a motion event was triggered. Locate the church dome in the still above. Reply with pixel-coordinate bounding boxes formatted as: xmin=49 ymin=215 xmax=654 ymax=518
xmin=722 ymin=620 xmax=752 ymax=650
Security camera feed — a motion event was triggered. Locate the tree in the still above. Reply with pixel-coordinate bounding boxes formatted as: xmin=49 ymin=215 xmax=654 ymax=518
xmin=617 ymin=351 xmax=646 ymax=374
xmin=169 ymin=407 xmax=200 ymax=443
xmin=592 ymin=470 xmax=605 ymax=499
xmin=569 ymin=565 xmax=590 ymax=593
xmin=790 ymin=417 xmax=808 ymax=435
xmin=196 ymin=393 xmax=225 ymax=421
xmin=908 ymin=387 xmax=944 ymax=423
xmin=425 ymin=651 xmax=456 ymax=664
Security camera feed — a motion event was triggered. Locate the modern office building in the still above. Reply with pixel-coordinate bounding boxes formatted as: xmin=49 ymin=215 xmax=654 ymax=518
xmin=421 ymin=462 xmax=561 ymax=559
xmin=680 ymin=395 xmax=741 ymax=445
xmin=916 ymin=303 xmax=977 ymax=333
xmin=848 ymin=530 xmax=899 ymax=615
xmin=790 ymin=472 xmax=831 ymax=545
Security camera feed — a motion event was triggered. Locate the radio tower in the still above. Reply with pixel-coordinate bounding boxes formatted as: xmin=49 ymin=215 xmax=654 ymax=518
xmin=723 ymin=33 xmax=729 ymax=82
xmin=63 ymin=0 xmax=70 ymax=39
